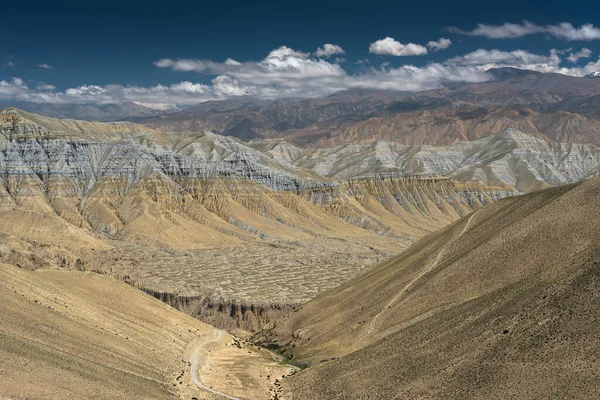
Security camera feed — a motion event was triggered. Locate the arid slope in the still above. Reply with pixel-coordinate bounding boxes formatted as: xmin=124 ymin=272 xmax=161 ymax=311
xmin=0 ymin=264 xmax=292 ymax=400
xmin=258 ymin=177 xmax=600 ymax=399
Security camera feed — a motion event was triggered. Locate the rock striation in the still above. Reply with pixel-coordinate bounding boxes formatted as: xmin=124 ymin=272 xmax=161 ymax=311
xmin=0 ymin=108 xmax=516 ymax=332
xmin=251 ymin=128 xmax=600 ymax=193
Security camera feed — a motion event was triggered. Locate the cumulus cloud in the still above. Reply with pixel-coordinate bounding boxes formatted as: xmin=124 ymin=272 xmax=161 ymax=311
xmin=225 ymin=58 xmax=242 ymax=66
xmin=38 ymin=63 xmax=52 ymax=69
xmin=567 ymin=48 xmax=592 ymax=63
xmin=155 ymin=45 xmax=346 ymax=87
xmin=427 ymin=38 xmax=452 ymax=51
xmin=451 ymin=21 xmax=600 ymax=41
xmin=0 ymin=78 xmax=27 ymax=98
xmin=267 ymin=46 xmax=310 ymax=60
xmin=314 ymin=44 xmax=345 ymax=58
xmin=368 ymin=37 xmax=428 ymax=56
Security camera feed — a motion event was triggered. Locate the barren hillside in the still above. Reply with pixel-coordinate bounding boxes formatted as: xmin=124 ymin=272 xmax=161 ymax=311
xmin=258 ymin=177 xmax=600 ymax=399
xmin=0 ymin=264 xmax=292 ymax=400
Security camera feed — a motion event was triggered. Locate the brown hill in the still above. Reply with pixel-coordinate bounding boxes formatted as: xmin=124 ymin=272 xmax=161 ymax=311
xmin=306 ymin=105 xmax=600 ymax=147
xmin=0 ymin=263 xmax=292 ymax=400
xmin=143 ymin=98 xmax=600 ymax=148
xmin=258 ymin=177 xmax=600 ymax=399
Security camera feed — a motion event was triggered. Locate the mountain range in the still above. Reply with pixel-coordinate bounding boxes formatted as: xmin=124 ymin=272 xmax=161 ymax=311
xmin=136 ymin=68 xmax=600 ymax=147
xmin=250 ymin=128 xmax=600 ymax=192
xmin=5 ymin=68 xmax=600 ymax=149
xmin=2 ymin=106 xmax=599 ymax=332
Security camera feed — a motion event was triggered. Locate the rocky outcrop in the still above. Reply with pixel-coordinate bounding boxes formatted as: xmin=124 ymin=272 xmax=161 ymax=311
xmin=140 ymin=287 xmax=299 ymax=333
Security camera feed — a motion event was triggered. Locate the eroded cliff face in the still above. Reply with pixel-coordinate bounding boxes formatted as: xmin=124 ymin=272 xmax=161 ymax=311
xmin=141 ymin=287 xmax=299 ymax=333
xmin=252 ymin=129 xmax=600 ymax=193
xmin=0 ymin=108 xmax=516 ymax=332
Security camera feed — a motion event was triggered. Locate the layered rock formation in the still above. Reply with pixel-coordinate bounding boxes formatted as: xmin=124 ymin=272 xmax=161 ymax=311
xmin=252 ymin=128 xmax=600 ymax=193
xmin=0 ymin=108 xmax=513 ymax=332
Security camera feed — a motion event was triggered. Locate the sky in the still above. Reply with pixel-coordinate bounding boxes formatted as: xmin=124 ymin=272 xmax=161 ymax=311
xmin=2 ymin=0 xmax=600 ymax=107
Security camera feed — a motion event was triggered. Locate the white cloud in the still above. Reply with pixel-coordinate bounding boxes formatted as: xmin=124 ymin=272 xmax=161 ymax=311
xmin=65 ymin=85 xmax=107 ymax=97
xmin=211 ymin=75 xmax=252 ymax=96
xmin=5 ymin=43 xmax=600 ymax=106
xmin=427 ymin=38 xmax=452 ymax=51
xmin=350 ymin=63 xmax=489 ymax=91
xmin=153 ymin=58 xmax=210 ymax=72
xmin=451 ymin=21 xmax=600 ymax=41
xmin=132 ymin=102 xmax=177 ymax=110
xmin=314 ymin=44 xmax=345 ymax=58
xmin=448 ymin=48 xmax=600 ymax=76
xmin=266 ymin=46 xmax=310 ymax=60
xmin=368 ymin=37 xmax=428 ymax=56
xmin=567 ymin=48 xmax=592 ymax=63
xmin=38 ymin=63 xmax=52 ymax=69
xmin=225 ymin=58 xmax=242 ymax=66
xmin=546 ymin=23 xmax=600 ymax=41
xmin=0 ymin=78 xmax=28 ymax=98
xmin=12 ymin=77 xmax=25 ymax=87
xmin=36 ymin=83 xmax=56 ymax=90
xmin=448 ymin=49 xmax=560 ymax=68
xmin=0 ymin=49 xmax=490 ymax=105
xmin=155 ymin=46 xmax=346 ymax=87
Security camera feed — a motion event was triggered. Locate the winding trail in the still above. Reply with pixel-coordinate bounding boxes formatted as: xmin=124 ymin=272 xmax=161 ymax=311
xmin=189 ymin=330 xmax=243 ymax=400
xmin=363 ymin=211 xmax=477 ymax=337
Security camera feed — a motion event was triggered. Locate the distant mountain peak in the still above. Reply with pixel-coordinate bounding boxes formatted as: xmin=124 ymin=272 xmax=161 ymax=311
xmin=585 ymin=71 xmax=600 ymax=79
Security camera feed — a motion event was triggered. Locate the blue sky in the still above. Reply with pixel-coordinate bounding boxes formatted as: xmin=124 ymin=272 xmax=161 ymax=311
xmin=1 ymin=0 xmax=600 ymax=106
